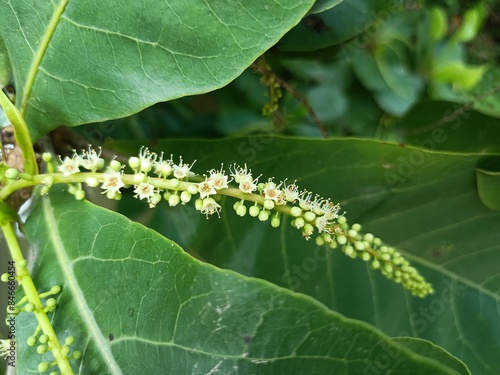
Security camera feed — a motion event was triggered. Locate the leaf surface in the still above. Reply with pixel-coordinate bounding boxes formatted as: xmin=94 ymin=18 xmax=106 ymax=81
xmin=109 ymin=137 xmax=500 ymax=375
xmin=20 ymin=189 xmax=466 ymax=374
xmin=0 ymin=0 xmax=314 ymax=139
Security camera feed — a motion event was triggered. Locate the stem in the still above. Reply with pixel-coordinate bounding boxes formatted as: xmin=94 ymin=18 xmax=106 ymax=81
xmin=1 ymin=222 xmax=74 ymax=375
xmin=0 ymin=89 xmax=38 ymax=175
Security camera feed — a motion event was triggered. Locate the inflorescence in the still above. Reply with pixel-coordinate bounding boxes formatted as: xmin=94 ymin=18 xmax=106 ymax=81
xmin=2 ymin=146 xmax=434 ymax=297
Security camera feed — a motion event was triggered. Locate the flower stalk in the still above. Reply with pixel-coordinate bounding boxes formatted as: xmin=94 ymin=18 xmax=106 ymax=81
xmin=0 ymin=146 xmax=434 ymax=297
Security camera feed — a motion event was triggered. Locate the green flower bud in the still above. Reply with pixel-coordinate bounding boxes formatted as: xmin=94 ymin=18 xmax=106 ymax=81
xmin=344 ymin=245 xmax=355 ymax=257
xmin=109 ymin=160 xmax=122 ymax=171
xmin=293 ymin=217 xmax=305 ymax=229
xmin=75 ymin=189 xmax=86 ymax=201
xmin=168 ymin=194 xmax=180 ymax=206
xmin=195 ymin=198 xmax=203 ymax=211
xmin=39 ymin=334 xmax=49 ymax=344
xmin=170 ymin=178 xmax=180 ymax=188
xmin=187 ymin=184 xmax=198 ymax=195
xmin=347 ymin=229 xmax=357 ymax=238
xmin=290 ymin=206 xmax=302 ymax=217
xmin=72 ymin=350 xmax=82 ymax=360
xmin=236 ymin=204 xmax=247 ymax=217
xmin=263 ymin=199 xmax=275 ymax=210
xmin=24 ymin=303 xmax=35 ymax=313
xmin=371 ymin=260 xmax=380 ymax=269
xmin=86 ymin=177 xmax=100 ymax=187
xmin=329 ymin=240 xmax=338 ymax=249
xmin=150 ymin=193 xmax=162 ymax=206
xmin=27 ymin=336 xmax=36 ymax=346
xmin=361 ymin=252 xmax=371 ymax=261
xmin=233 ymin=201 xmax=241 ymax=211
xmin=315 ymin=236 xmax=324 ymax=246
xmin=141 ymin=160 xmax=152 ymax=173
xmin=337 ymin=235 xmax=347 ymax=245
xmin=5 ymin=168 xmax=19 ymax=179
xmin=351 ymin=223 xmax=361 ymax=232
xmin=258 ymin=210 xmax=270 ymax=221
xmin=249 ymin=205 xmax=260 ymax=217
xmin=364 ymin=233 xmax=374 ymax=242
xmin=337 ymin=216 xmax=347 ymax=225
xmin=65 ymin=336 xmax=75 ymax=346
xmin=163 ymin=191 xmax=172 ymax=200
xmin=46 ymin=298 xmax=57 ymax=309
xmin=354 ymin=241 xmax=365 ymax=251
xmin=37 ymin=344 xmax=47 ymax=354
xmin=128 ymin=156 xmax=140 ymax=170
xmin=180 ymin=191 xmax=192 ymax=204
xmin=61 ymin=345 xmax=71 ymax=357
xmin=271 ymin=216 xmax=280 ymax=228
xmin=1 ymin=273 xmax=9 ymax=282
xmin=38 ymin=361 xmax=50 ymax=372
xmin=304 ymin=211 xmax=316 ymax=222
xmin=42 ymin=153 xmax=53 ymax=162
xmin=322 ymin=233 xmax=332 ymax=243
xmin=18 ymin=259 xmax=27 ymax=268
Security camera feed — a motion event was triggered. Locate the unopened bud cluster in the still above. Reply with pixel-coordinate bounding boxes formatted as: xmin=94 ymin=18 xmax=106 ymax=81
xmin=3 ymin=146 xmax=433 ymax=297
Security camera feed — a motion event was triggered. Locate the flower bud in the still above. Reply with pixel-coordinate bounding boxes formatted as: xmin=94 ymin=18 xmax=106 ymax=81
xmin=170 ymin=178 xmax=180 ymax=188
xmin=129 ymin=156 xmax=140 ymax=170
xmin=180 ymin=191 xmax=192 ymax=203
xmin=5 ymin=168 xmax=19 ymax=179
xmin=168 ymin=194 xmax=180 ymax=206
xmin=109 ymin=160 xmax=122 ymax=171
xmin=42 ymin=153 xmax=53 ymax=162
xmin=263 ymin=199 xmax=275 ymax=210
xmin=258 ymin=210 xmax=270 ymax=221
xmin=195 ymin=198 xmax=203 ymax=211
xmin=236 ymin=204 xmax=247 ymax=217
xmin=75 ymin=190 xmax=86 ymax=200
xmin=86 ymin=177 xmax=99 ymax=187
xmin=249 ymin=205 xmax=260 ymax=217
xmin=304 ymin=211 xmax=316 ymax=222
xmin=187 ymin=184 xmax=198 ymax=195
xmin=271 ymin=216 xmax=280 ymax=228
xmin=290 ymin=206 xmax=302 ymax=217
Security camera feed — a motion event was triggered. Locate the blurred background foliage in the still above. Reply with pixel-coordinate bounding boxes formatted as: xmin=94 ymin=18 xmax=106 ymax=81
xmin=74 ymin=0 xmax=500 ymax=147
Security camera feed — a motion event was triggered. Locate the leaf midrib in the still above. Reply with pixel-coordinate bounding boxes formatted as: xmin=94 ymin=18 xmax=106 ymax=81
xmin=42 ymin=195 xmax=123 ymax=375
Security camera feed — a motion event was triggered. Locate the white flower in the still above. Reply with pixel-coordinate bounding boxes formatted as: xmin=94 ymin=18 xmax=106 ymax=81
xmin=283 ymin=180 xmax=300 ymax=202
xmin=198 ymin=178 xmax=216 ymax=199
xmin=58 ymin=156 xmax=80 ymax=176
xmin=154 ymin=153 xmax=173 ymax=178
xmin=315 ymin=215 xmax=333 ymax=234
xmin=262 ymin=179 xmax=282 ymax=202
xmin=208 ymin=165 xmax=229 ymax=190
xmin=230 ymin=164 xmax=259 ymax=194
xmin=172 ymin=157 xmax=196 ymax=180
xmin=134 ymin=182 xmax=156 ymax=201
xmin=101 ymin=172 xmax=125 ymax=195
xmin=199 ymin=197 xmax=221 ymax=217
xmin=239 ymin=175 xmax=258 ymax=194
xmin=77 ymin=146 xmax=103 ymax=172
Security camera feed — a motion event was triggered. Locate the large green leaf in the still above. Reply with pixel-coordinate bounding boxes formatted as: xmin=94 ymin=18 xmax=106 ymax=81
xmin=0 ymin=0 xmax=313 ymax=139
xmin=278 ymin=0 xmax=386 ymax=52
xmin=20 ymin=189 xmax=465 ymax=374
xmin=399 ymin=100 xmax=500 ymax=153
xmin=109 ymin=137 xmax=500 ymax=375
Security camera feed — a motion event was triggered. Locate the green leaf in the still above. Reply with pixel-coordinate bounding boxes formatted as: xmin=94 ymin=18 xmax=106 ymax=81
xmin=476 ymin=168 xmax=500 ymax=210
xmin=0 ymin=35 xmax=11 ymax=88
xmin=390 ymin=338 xmax=470 ymax=375
xmin=0 ymin=0 xmax=314 ymax=139
xmin=21 ymin=189 xmax=463 ymax=374
xmin=399 ymin=100 xmax=500 ymax=153
xmin=452 ymin=3 xmax=486 ymax=43
xmin=278 ymin=0 xmax=388 ymax=52
xmin=309 ymin=0 xmax=343 ymax=14
xmin=108 ymin=137 xmax=500 ymax=375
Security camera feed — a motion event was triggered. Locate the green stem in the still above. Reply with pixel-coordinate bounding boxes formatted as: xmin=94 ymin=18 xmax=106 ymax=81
xmin=1 ymin=222 xmax=74 ymax=375
xmin=0 ymin=89 xmax=38 ymax=175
